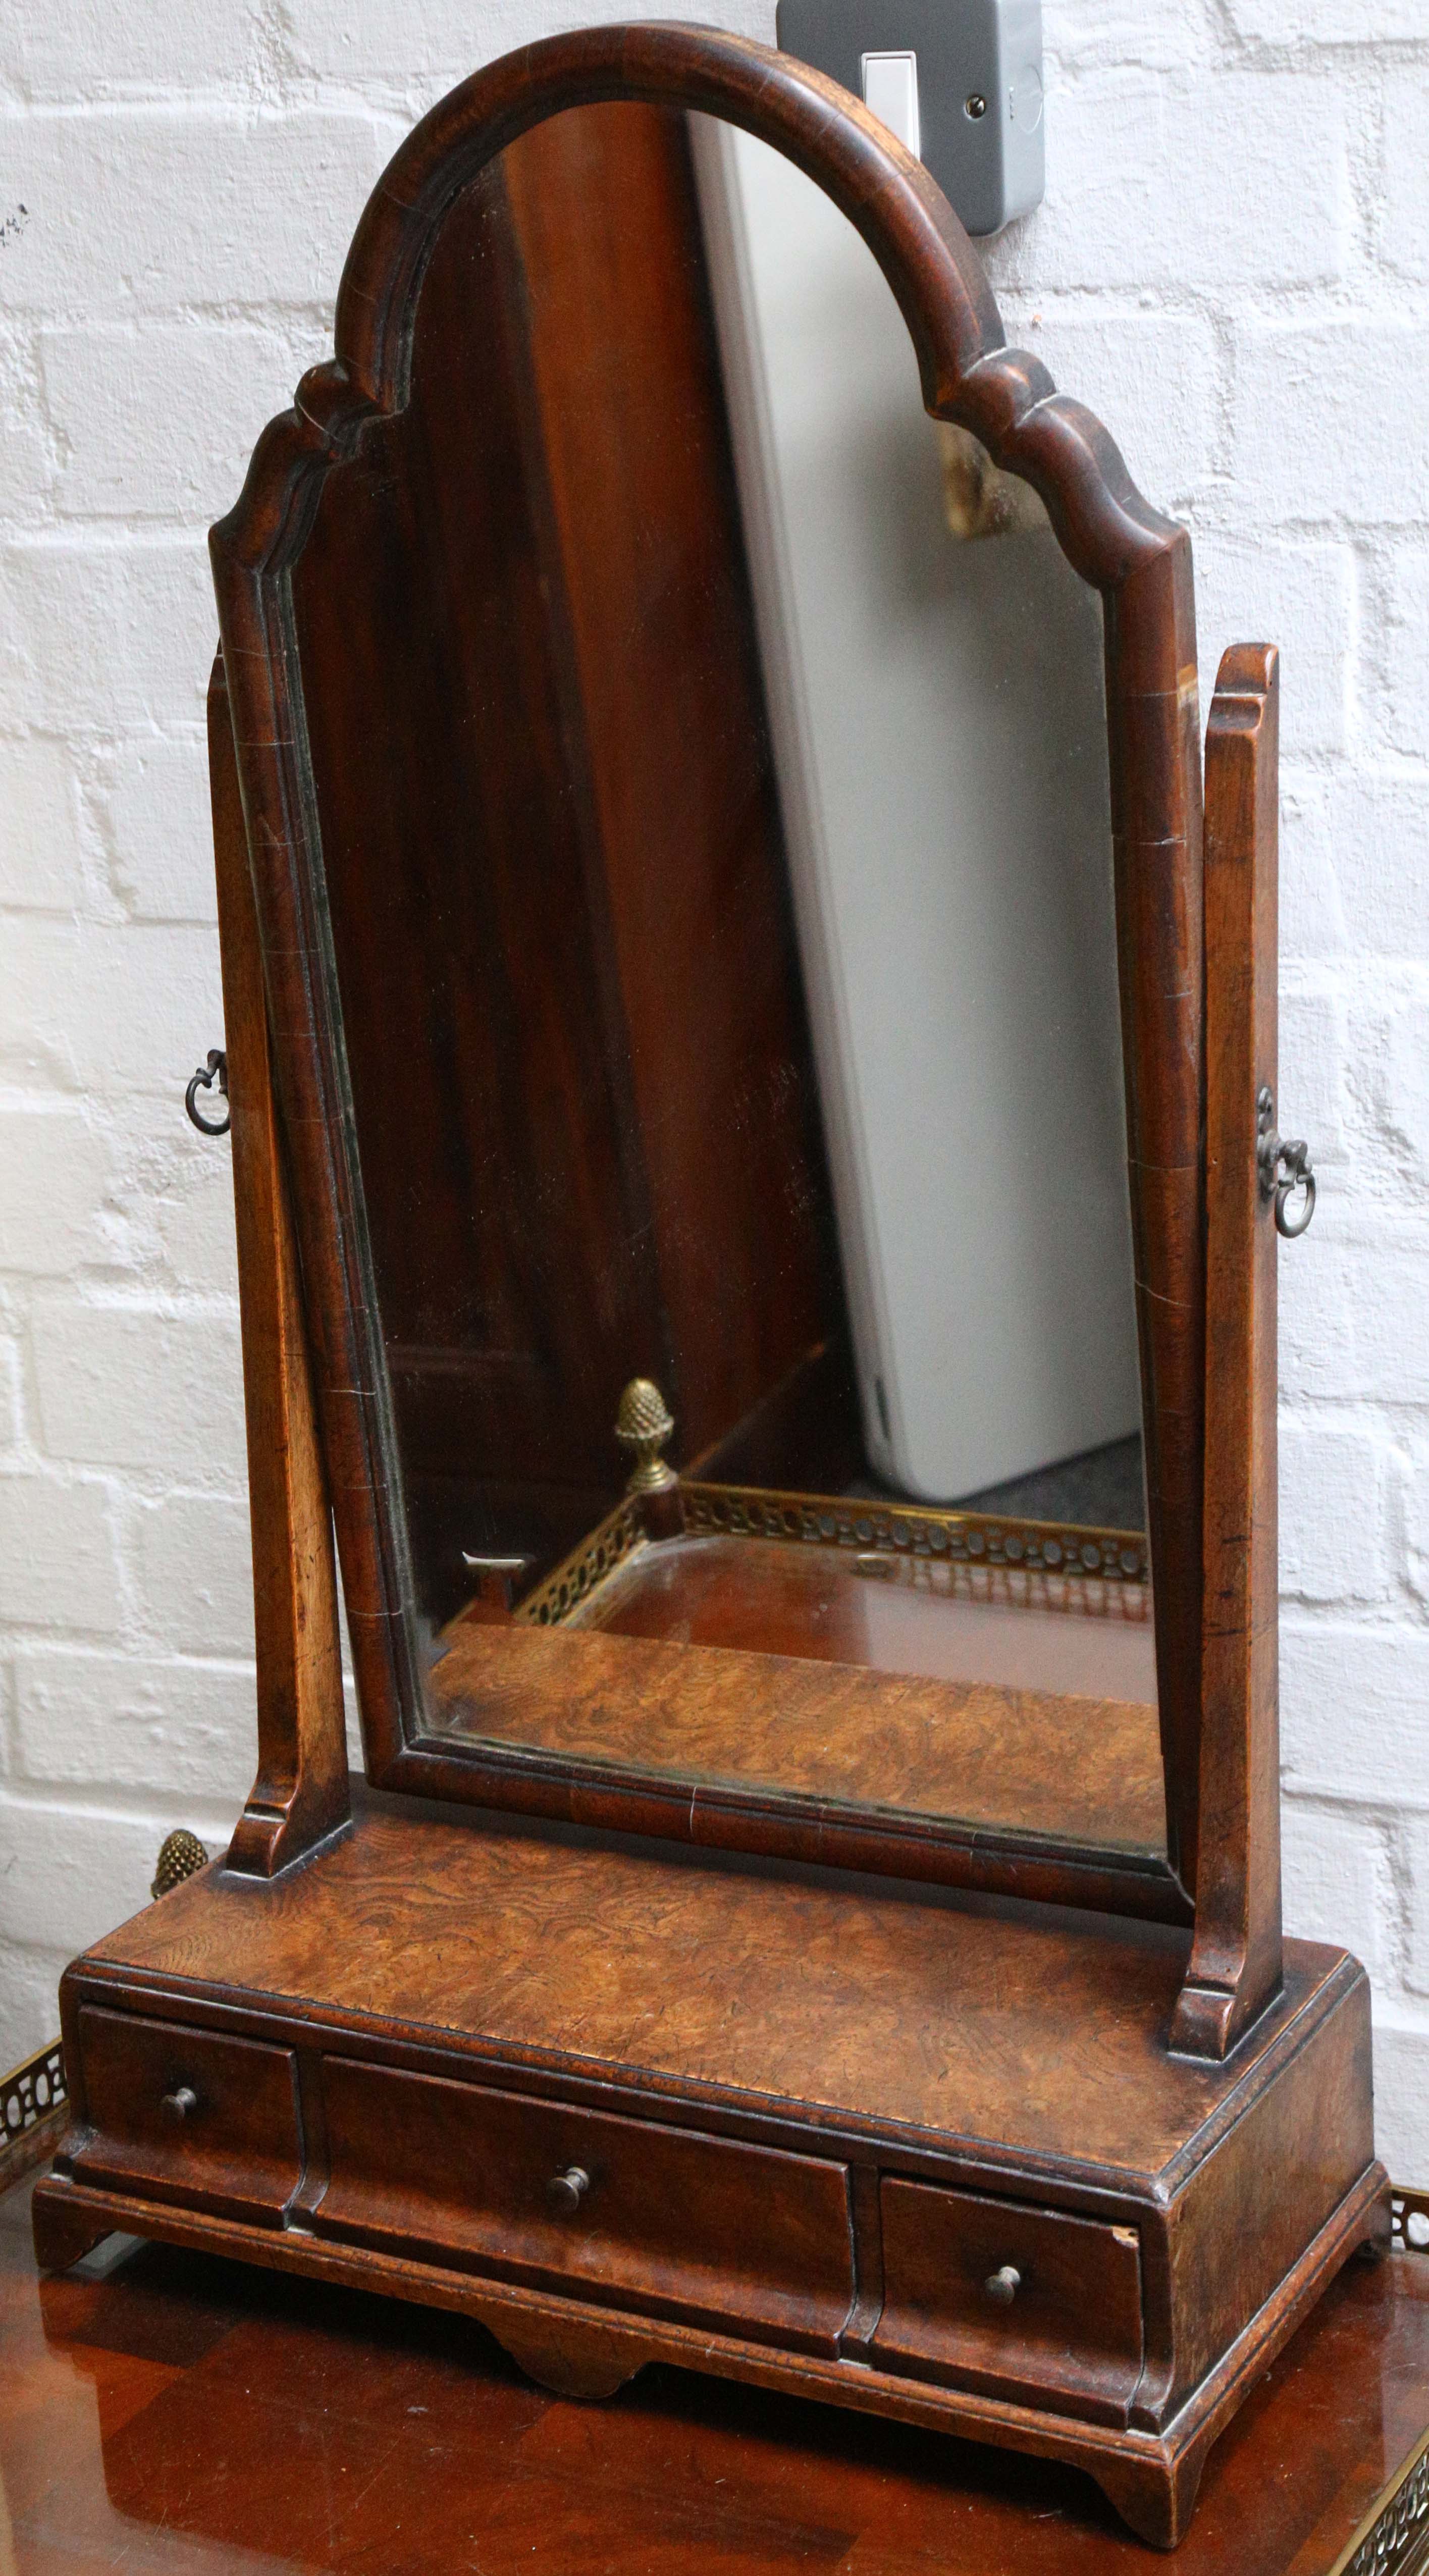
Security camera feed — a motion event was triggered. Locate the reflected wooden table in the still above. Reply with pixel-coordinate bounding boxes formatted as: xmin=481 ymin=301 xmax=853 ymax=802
xmin=4 ymin=2168 xmax=1428 ymax=2574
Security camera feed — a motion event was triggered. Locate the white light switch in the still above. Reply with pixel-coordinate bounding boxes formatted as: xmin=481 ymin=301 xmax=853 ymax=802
xmin=781 ymin=0 xmax=1045 ymax=236
xmin=860 ymin=50 xmax=921 ymax=159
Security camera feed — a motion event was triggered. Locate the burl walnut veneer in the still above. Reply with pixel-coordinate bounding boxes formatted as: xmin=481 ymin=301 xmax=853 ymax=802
xmin=33 ymin=25 xmax=1385 ymax=2552
xmin=35 ymin=1790 xmax=1383 ymax=2551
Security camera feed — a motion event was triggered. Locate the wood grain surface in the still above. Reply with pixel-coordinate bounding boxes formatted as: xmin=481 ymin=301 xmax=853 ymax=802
xmin=5 ymin=2165 xmax=1427 ymax=2576
xmin=69 ymin=2008 xmax=302 ymax=2226
xmin=873 ymin=2180 xmax=1145 ymax=2423
xmin=209 ymin=24 xmax=1208 ymax=1887
xmin=73 ymin=1796 xmax=1350 ymax=2182
xmin=207 ymin=654 xmax=349 ymax=1878
xmin=94 ymin=36 xmax=1366 ymax=2552
xmin=313 ymin=2056 xmax=858 ymax=2354
xmin=426 ymin=1620 xmax=1167 ymax=1852
xmin=1173 ymin=646 xmax=1283 ymax=2058
xmin=40 ymin=1788 xmax=1384 ymax=2546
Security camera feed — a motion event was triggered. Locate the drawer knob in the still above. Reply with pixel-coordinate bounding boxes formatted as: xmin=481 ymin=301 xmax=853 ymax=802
xmin=547 ymin=2164 xmax=591 ymax=2214
xmin=984 ymin=2264 xmax=1022 ymax=2306
xmin=161 ymin=2086 xmax=198 ymax=2124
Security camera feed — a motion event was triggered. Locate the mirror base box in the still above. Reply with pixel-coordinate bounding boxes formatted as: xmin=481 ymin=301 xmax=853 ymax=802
xmin=34 ymin=1796 xmax=1386 ymax=2551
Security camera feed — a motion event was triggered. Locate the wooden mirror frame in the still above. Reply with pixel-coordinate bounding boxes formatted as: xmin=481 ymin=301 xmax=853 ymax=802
xmin=210 ymin=24 xmax=1275 ymax=2053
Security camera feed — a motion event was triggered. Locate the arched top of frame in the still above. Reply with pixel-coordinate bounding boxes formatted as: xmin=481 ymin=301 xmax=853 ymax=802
xmin=207 ymin=22 xmax=1207 ymax=1905
xmin=214 ymin=23 xmax=1184 ymax=607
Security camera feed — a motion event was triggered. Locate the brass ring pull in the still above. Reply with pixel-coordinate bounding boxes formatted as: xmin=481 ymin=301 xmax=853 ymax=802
xmin=1270 ymin=1142 xmax=1315 ymax=1240
xmin=547 ymin=2164 xmax=590 ymax=2214
xmin=1255 ymin=1086 xmax=1315 ymax=1240
xmin=983 ymin=2264 xmax=1021 ymax=2305
xmin=161 ymin=2086 xmax=198 ymax=2123
xmin=185 ymin=1048 xmax=230 ymax=1137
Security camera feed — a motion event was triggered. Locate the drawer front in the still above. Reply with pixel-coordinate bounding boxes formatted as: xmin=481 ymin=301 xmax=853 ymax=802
xmin=70 ymin=2006 xmax=302 ymax=2226
xmin=872 ymin=2179 xmax=1143 ymax=2425
xmin=315 ymin=2059 xmax=855 ymax=2355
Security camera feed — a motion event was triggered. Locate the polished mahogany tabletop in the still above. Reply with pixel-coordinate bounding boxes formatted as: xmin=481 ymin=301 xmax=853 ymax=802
xmin=3 ymin=2164 xmax=1427 ymax=2574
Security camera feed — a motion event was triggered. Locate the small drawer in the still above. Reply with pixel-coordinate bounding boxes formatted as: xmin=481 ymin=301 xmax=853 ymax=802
xmin=871 ymin=2179 xmax=1143 ymax=2425
xmin=314 ymin=2059 xmax=855 ymax=2355
xmin=70 ymin=2006 xmax=302 ymax=2227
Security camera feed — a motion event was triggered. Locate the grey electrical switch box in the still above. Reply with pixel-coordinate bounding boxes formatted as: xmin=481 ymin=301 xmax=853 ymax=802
xmin=775 ymin=0 xmax=1044 ymax=237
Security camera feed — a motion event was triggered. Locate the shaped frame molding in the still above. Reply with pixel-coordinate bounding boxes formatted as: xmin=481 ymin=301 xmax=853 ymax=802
xmin=209 ymin=23 xmax=1208 ymax=1908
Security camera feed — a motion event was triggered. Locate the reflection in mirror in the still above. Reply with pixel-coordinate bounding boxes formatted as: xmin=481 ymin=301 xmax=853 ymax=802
xmin=292 ymin=101 xmax=1161 ymax=1862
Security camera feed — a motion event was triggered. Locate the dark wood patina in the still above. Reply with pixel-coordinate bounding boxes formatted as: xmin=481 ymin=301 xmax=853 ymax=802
xmin=8 ymin=2164 xmax=1429 ymax=2574
xmin=206 ymin=25 xmax=1207 ymax=1907
xmin=32 ymin=30 xmax=1381 ymax=2551
xmin=34 ymin=1785 xmax=1385 ymax=2548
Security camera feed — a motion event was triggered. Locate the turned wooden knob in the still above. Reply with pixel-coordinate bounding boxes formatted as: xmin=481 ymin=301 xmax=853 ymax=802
xmin=983 ymin=2264 xmax=1021 ymax=2305
xmin=547 ymin=2164 xmax=591 ymax=2214
xmin=161 ymin=2086 xmax=198 ymax=2124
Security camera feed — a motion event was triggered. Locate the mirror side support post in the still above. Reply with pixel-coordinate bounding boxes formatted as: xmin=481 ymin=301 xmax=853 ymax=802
xmin=208 ymin=649 xmax=352 ymax=1876
xmin=1170 ymin=643 xmax=1282 ymax=2059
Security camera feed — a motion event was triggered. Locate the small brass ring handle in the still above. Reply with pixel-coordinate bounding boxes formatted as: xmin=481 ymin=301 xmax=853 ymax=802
xmin=161 ymin=2086 xmax=198 ymax=2123
xmin=185 ymin=1048 xmax=230 ymax=1137
xmin=983 ymin=2264 xmax=1021 ymax=2305
xmin=547 ymin=2164 xmax=590 ymax=2215
xmin=1255 ymin=1087 xmax=1315 ymax=1241
xmin=1272 ymin=1146 xmax=1316 ymax=1241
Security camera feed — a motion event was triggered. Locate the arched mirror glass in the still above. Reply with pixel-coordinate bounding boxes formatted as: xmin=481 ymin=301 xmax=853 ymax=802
xmin=289 ymin=101 xmax=1166 ymax=1881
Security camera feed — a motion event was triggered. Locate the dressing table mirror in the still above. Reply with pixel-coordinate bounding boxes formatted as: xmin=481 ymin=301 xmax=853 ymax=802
xmin=32 ymin=26 xmax=1384 ymax=2550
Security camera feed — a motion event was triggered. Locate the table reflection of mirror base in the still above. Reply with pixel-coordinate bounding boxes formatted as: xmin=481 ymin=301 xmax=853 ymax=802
xmin=11 ymin=2160 xmax=1429 ymax=2576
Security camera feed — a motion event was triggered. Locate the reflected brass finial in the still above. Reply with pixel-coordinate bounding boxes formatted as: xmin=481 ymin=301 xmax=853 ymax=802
xmin=615 ymin=1377 xmax=677 ymax=1495
xmin=151 ymin=1828 xmax=209 ymax=1902
xmin=935 ymin=422 xmax=1046 ymax=542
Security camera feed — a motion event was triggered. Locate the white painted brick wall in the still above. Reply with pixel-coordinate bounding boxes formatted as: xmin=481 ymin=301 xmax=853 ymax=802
xmin=0 ymin=0 xmax=1424 ymax=2182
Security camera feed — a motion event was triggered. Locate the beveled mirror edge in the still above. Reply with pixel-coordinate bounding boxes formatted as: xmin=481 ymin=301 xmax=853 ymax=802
xmin=208 ymin=24 xmax=1208 ymax=1918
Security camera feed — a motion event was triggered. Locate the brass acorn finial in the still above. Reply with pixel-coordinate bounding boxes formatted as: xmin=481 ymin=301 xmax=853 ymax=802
xmin=151 ymin=1829 xmax=209 ymax=1902
xmin=615 ymin=1377 xmax=677 ymax=1495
